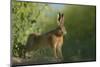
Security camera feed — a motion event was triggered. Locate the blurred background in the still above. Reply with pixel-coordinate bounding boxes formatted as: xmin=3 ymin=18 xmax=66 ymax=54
xmin=12 ymin=0 xmax=96 ymax=64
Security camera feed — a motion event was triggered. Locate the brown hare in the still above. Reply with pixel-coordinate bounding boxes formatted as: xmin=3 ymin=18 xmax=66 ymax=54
xmin=24 ymin=12 xmax=67 ymax=61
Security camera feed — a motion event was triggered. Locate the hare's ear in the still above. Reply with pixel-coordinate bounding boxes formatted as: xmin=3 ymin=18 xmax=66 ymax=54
xmin=57 ymin=12 xmax=61 ymax=25
xmin=61 ymin=13 xmax=64 ymax=25
xmin=57 ymin=12 xmax=64 ymax=26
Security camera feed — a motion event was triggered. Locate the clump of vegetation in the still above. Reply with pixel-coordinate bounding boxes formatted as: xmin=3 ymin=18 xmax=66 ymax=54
xmin=12 ymin=0 xmax=54 ymax=57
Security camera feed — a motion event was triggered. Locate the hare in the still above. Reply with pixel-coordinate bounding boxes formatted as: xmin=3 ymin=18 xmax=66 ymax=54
xmin=24 ymin=12 xmax=67 ymax=61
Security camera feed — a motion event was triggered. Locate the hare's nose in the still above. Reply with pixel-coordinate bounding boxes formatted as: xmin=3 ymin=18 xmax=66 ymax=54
xmin=64 ymin=31 xmax=67 ymax=35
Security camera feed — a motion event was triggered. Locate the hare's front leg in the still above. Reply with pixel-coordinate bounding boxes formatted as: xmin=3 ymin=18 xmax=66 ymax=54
xmin=52 ymin=46 xmax=63 ymax=62
xmin=53 ymin=46 xmax=58 ymax=59
xmin=56 ymin=46 xmax=63 ymax=61
xmin=52 ymin=44 xmax=63 ymax=62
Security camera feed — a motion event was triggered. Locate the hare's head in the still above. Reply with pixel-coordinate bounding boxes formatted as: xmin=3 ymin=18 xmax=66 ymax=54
xmin=57 ymin=12 xmax=67 ymax=35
